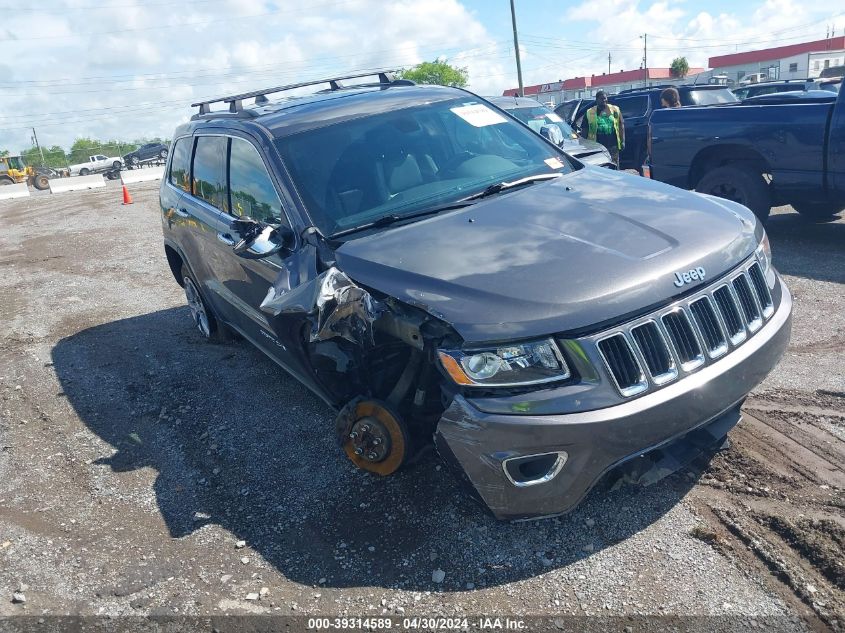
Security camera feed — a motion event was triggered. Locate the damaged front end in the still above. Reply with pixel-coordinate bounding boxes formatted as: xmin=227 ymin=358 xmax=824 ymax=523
xmin=258 ymin=262 xmax=459 ymax=476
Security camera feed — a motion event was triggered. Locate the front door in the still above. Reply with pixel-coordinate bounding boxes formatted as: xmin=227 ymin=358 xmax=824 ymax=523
xmin=199 ymin=134 xmax=329 ymax=397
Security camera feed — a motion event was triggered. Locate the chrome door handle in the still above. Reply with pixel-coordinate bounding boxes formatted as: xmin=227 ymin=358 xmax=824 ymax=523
xmin=174 ymin=207 xmax=190 ymax=218
xmin=217 ymin=233 xmax=236 ymax=246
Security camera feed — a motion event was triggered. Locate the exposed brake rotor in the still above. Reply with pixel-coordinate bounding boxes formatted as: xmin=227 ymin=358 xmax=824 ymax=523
xmin=337 ymin=399 xmax=410 ymax=476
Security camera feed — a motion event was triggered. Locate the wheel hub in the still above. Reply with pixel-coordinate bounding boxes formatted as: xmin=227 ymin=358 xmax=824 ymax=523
xmin=347 ymin=416 xmax=391 ymax=463
xmin=338 ymin=399 xmax=410 ymax=476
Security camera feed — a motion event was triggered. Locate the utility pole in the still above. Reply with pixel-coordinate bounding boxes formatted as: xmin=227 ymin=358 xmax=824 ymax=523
xmin=641 ymin=33 xmax=648 ymax=87
xmin=608 ymin=52 xmax=612 ymax=75
xmin=509 ymin=0 xmax=524 ymax=97
xmin=31 ymin=127 xmax=45 ymax=166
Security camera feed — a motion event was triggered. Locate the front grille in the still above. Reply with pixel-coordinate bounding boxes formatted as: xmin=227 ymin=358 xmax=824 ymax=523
xmin=597 ymin=334 xmax=646 ymax=396
xmin=689 ymin=297 xmax=728 ymax=357
xmin=748 ymin=262 xmax=773 ymax=316
xmin=733 ymin=273 xmax=762 ymax=331
xmin=713 ymin=285 xmax=745 ymax=342
xmin=586 ymin=255 xmax=778 ymax=398
xmin=631 ymin=321 xmax=676 ymax=383
xmin=662 ymin=310 xmax=704 ymax=369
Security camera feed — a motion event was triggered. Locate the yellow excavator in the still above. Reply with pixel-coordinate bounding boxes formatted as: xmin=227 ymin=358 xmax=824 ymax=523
xmin=0 ymin=155 xmax=52 ymax=190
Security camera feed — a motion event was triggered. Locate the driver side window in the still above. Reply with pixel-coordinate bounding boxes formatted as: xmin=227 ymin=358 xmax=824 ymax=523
xmin=228 ymin=137 xmax=285 ymax=224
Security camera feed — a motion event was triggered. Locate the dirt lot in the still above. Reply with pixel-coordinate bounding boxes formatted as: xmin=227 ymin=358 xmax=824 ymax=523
xmin=0 ymin=180 xmax=842 ymax=631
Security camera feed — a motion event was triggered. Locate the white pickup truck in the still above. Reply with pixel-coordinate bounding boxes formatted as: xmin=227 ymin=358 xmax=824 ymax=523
xmin=69 ymin=154 xmax=123 ymax=178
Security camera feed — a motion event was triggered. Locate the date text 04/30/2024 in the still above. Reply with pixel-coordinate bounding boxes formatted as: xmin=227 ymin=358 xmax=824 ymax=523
xmin=307 ymin=617 xmax=526 ymax=630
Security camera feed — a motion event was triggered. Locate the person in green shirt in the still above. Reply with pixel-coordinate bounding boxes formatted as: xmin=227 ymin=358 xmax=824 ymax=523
xmin=583 ymin=90 xmax=625 ymax=167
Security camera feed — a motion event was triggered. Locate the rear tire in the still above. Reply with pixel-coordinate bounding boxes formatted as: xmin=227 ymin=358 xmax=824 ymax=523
xmin=34 ymin=174 xmax=50 ymax=190
xmin=181 ymin=264 xmax=230 ymax=343
xmin=159 ymin=149 xmax=168 ymax=159
xmin=0 ymin=176 xmax=13 ymax=186
xmin=112 ymin=161 xmax=121 ymax=170
xmin=794 ymin=203 xmax=842 ymax=222
xmin=695 ymin=165 xmax=771 ymax=222
xmin=79 ymin=168 xmax=90 ymax=176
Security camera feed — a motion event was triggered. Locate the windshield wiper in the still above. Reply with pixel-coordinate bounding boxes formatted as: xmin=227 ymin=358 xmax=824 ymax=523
xmin=329 ymin=200 xmax=477 ymax=239
xmin=463 ymin=173 xmax=562 ymax=201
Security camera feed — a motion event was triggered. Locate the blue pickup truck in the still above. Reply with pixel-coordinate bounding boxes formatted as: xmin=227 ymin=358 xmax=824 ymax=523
xmin=648 ymin=87 xmax=845 ymax=221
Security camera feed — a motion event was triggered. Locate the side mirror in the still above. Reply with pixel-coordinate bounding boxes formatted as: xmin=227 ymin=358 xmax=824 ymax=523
xmin=233 ymin=221 xmax=294 ymax=259
xmin=540 ymin=124 xmax=564 ymax=147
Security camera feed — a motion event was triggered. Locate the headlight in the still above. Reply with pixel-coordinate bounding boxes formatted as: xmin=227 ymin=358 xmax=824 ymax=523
xmin=438 ymin=338 xmax=570 ymax=387
xmin=755 ymin=233 xmax=775 ymax=287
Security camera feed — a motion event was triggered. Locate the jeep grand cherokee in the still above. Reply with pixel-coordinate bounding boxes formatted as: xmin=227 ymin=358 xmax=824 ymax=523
xmin=160 ymin=72 xmax=791 ymax=520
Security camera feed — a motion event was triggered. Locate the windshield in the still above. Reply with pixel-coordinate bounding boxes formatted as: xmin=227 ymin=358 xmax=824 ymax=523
xmin=275 ymin=97 xmax=574 ymax=236
xmin=7 ymin=157 xmax=24 ymax=170
xmin=686 ymin=89 xmax=738 ymax=105
xmin=506 ymin=106 xmax=578 ymax=140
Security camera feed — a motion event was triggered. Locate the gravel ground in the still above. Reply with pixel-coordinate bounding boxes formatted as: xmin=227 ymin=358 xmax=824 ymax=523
xmin=0 ymin=181 xmax=841 ymax=631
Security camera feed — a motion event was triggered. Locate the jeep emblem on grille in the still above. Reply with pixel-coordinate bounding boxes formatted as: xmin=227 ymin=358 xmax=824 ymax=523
xmin=674 ymin=267 xmax=706 ymax=287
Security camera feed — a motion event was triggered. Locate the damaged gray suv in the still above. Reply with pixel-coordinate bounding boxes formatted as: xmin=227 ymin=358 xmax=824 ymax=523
xmin=160 ymin=72 xmax=792 ymax=520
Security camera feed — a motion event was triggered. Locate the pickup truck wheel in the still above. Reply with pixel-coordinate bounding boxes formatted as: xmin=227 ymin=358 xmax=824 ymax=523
xmin=695 ymin=166 xmax=771 ymax=221
xmin=181 ymin=265 xmax=230 ymax=343
xmin=112 ymin=161 xmax=121 ymax=170
xmin=159 ymin=149 xmax=168 ymax=159
xmin=79 ymin=168 xmax=90 ymax=176
xmin=794 ymin=203 xmax=842 ymax=222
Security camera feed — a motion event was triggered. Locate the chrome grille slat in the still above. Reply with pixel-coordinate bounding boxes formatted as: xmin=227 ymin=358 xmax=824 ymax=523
xmin=661 ymin=309 xmax=705 ymax=370
xmin=713 ymin=285 xmax=747 ymax=345
xmin=733 ymin=273 xmax=762 ymax=332
xmin=596 ymin=334 xmax=647 ymax=396
xmin=748 ymin=262 xmax=774 ymax=318
xmin=630 ymin=321 xmax=677 ymax=385
xmin=689 ymin=297 xmax=728 ymax=358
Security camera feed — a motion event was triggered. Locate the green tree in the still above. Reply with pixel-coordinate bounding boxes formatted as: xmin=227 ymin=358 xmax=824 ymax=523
xmin=0 ymin=149 xmax=8 ymax=157
xmin=398 ymin=60 xmax=468 ymax=87
xmin=670 ymin=57 xmax=690 ymax=78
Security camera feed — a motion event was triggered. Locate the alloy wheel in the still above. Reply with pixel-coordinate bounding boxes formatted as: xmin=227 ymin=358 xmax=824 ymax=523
xmin=183 ymin=277 xmax=211 ymax=338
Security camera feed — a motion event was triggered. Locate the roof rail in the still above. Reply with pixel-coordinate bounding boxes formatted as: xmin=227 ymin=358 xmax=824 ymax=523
xmin=190 ymin=70 xmax=411 ymax=117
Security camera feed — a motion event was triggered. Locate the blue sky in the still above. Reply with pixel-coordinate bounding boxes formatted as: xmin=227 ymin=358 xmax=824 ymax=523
xmin=0 ymin=0 xmax=842 ymax=151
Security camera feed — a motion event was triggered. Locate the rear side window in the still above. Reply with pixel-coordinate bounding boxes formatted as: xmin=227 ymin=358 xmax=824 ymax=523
xmin=228 ymin=137 xmax=284 ymax=224
xmin=192 ymin=136 xmax=227 ymax=210
xmin=169 ymin=138 xmax=191 ymax=192
xmin=612 ymin=96 xmax=648 ymax=118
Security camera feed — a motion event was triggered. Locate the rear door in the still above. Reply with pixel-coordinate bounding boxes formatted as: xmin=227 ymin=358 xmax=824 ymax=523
xmin=610 ymin=94 xmax=650 ymax=170
xmin=176 ymin=135 xmax=232 ymax=320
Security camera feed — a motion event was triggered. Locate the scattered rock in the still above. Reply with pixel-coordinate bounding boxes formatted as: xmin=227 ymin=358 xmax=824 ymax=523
xmin=368 ymin=546 xmax=375 ymax=552
xmin=260 ymin=587 xmax=269 ymax=597
xmin=245 ymin=592 xmax=259 ymax=601
xmin=432 ymin=569 xmax=446 ymax=584
xmin=235 ymin=540 xmax=246 ymax=549
xmin=11 ymin=593 xmax=25 ymax=604
xmin=220 ymin=574 xmax=232 ymax=584
xmin=241 ymin=557 xmax=250 ymax=565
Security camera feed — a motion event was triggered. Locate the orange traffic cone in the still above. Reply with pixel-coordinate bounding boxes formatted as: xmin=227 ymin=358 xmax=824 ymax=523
xmin=122 ymin=185 xmax=133 ymax=205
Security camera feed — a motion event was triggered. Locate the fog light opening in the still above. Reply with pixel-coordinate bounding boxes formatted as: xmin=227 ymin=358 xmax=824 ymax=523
xmin=503 ymin=451 xmax=568 ymax=487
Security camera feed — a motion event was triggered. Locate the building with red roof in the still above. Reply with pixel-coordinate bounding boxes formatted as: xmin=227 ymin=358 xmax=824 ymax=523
xmin=708 ymin=36 xmax=845 ymax=83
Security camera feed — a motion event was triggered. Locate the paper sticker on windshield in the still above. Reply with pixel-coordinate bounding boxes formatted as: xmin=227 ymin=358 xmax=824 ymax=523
xmin=544 ymin=157 xmax=565 ymax=170
xmin=546 ymin=112 xmax=564 ymax=123
xmin=451 ymin=104 xmax=508 ymax=127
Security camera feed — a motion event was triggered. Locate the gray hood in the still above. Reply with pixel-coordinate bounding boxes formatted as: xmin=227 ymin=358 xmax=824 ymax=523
xmin=561 ymin=137 xmax=611 ymax=164
xmin=335 ymin=167 xmax=759 ymax=343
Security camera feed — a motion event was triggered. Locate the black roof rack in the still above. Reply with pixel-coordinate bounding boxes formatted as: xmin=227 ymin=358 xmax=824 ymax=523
xmin=191 ymin=70 xmax=412 ymax=117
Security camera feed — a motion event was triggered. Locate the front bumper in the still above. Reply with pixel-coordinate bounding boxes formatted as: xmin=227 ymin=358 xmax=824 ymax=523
xmin=435 ymin=281 xmax=792 ymax=520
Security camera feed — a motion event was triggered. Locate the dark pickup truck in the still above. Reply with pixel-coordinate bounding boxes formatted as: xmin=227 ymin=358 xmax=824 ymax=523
xmin=648 ymin=88 xmax=845 ymax=221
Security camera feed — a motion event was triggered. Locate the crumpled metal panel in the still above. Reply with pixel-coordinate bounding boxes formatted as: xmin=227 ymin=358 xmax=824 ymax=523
xmin=259 ymin=266 xmax=381 ymax=346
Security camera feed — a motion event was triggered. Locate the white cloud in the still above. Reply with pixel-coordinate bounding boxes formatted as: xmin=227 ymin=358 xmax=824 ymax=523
xmin=0 ymin=0 xmax=504 ymax=151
